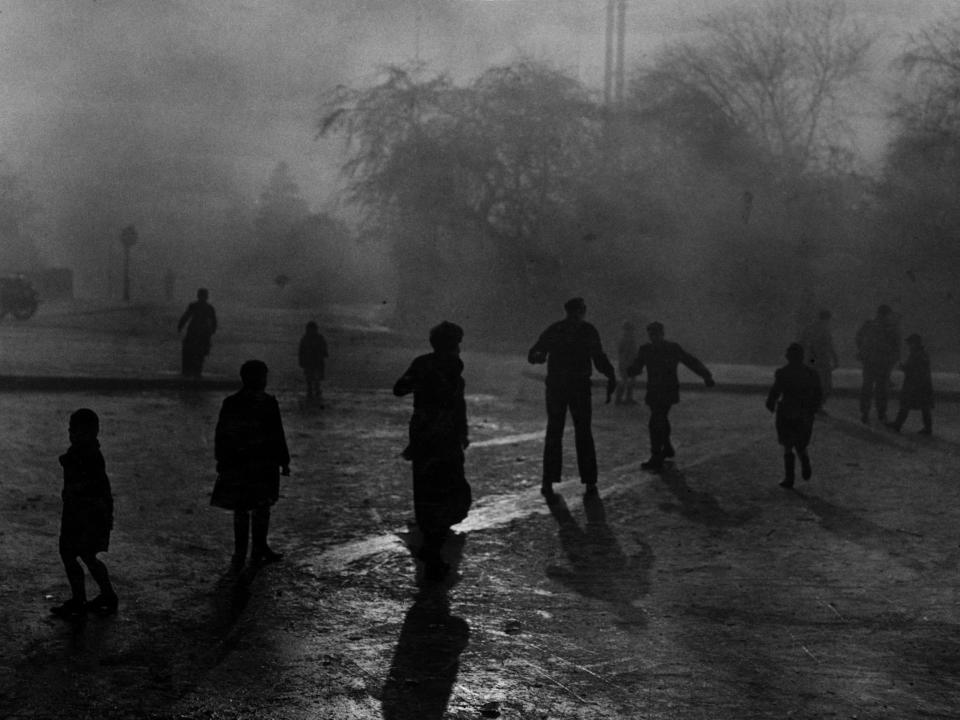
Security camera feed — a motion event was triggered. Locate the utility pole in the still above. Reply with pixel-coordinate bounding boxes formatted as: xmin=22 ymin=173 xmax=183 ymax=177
xmin=604 ymin=0 xmax=627 ymax=106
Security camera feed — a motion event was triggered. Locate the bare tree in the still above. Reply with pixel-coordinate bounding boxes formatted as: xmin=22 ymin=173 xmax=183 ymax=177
xmin=643 ymin=0 xmax=873 ymax=176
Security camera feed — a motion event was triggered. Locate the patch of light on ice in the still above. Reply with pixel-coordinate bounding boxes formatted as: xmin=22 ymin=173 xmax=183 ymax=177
xmin=470 ymin=431 xmax=543 ymax=448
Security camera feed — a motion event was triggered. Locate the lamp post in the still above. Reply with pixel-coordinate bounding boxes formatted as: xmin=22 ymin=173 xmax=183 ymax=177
xmin=119 ymin=225 xmax=138 ymax=302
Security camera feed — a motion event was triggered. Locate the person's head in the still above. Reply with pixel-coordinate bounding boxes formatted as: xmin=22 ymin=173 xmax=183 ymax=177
xmin=305 ymin=320 xmax=318 ymax=333
xmin=786 ymin=342 xmax=804 ymax=364
xmin=239 ymin=359 xmax=269 ymax=391
xmin=906 ymin=333 xmax=923 ymax=350
xmin=564 ymin=297 xmax=587 ymax=320
xmin=818 ymin=309 xmax=832 ymax=322
xmin=646 ymin=321 xmax=665 ymax=343
xmin=429 ymin=321 xmax=464 ymax=355
xmin=69 ymin=408 xmax=99 ymax=444
xmin=197 ymin=288 xmax=209 ymax=302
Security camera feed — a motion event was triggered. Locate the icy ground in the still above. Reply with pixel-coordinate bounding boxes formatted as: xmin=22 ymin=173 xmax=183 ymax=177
xmin=2 ymin=302 xmax=960 ymax=719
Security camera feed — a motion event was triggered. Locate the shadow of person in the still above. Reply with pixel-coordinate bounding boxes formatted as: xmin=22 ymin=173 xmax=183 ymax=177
xmin=545 ymin=492 xmax=651 ymax=627
xmin=658 ymin=465 xmax=750 ymax=529
xmin=209 ymin=570 xmax=251 ymax=633
xmin=796 ymin=491 xmax=926 ymax=572
xmin=380 ymin=587 xmax=470 ymax=720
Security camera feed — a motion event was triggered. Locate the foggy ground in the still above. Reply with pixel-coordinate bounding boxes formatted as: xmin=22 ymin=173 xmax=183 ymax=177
xmin=3 ymin=303 xmax=960 ymax=719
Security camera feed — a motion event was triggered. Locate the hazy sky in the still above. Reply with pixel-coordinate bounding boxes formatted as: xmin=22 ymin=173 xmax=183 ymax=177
xmin=0 ymin=0 xmax=956 ymax=282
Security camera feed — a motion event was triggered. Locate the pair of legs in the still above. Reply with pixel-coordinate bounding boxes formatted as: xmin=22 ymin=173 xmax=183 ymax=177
xmin=54 ymin=541 xmax=117 ymax=618
xmin=614 ymin=370 xmax=636 ymax=405
xmin=543 ymin=380 xmax=597 ymax=492
xmin=888 ymin=406 xmax=932 ymax=434
xmin=642 ymin=401 xmax=675 ymax=470
xmin=304 ymin=369 xmax=323 ymax=401
xmin=232 ymin=507 xmax=281 ymax=567
xmin=777 ymin=415 xmax=814 ymax=488
xmin=181 ymin=343 xmax=207 ymax=377
xmin=859 ymin=363 xmax=893 ymax=422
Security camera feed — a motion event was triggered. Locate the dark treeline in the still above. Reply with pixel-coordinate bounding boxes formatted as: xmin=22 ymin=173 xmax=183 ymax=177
xmin=317 ymin=0 xmax=960 ymax=362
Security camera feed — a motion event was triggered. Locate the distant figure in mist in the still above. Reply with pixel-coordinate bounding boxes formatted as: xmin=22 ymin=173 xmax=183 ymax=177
xmin=51 ymin=408 xmax=118 ymax=619
xmin=178 ymin=288 xmax=218 ymax=378
xmin=393 ymin=321 xmax=472 ymax=584
xmin=799 ymin=309 xmax=838 ymax=411
xmin=627 ymin=321 xmax=715 ymax=472
xmin=528 ymin=297 xmax=617 ymax=499
xmin=298 ymin=321 xmax=328 ymax=406
xmin=615 ymin=320 xmax=638 ymax=406
xmin=886 ymin=333 xmax=933 ymax=435
xmin=855 ymin=304 xmax=901 ymax=424
xmin=766 ymin=343 xmax=822 ymax=489
xmin=212 ymin=360 xmax=291 ymax=571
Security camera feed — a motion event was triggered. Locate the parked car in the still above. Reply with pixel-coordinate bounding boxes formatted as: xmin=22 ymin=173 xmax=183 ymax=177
xmin=0 ymin=275 xmax=39 ymax=320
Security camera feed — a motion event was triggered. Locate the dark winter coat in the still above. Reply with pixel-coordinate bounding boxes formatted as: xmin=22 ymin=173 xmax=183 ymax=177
xmin=855 ymin=318 xmax=900 ymax=368
xmin=766 ymin=362 xmax=822 ymax=447
xmin=899 ymin=347 xmax=934 ymax=410
xmin=298 ymin=331 xmax=328 ymax=376
xmin=528 ymin=318 xmax=616 ymax=389
xmin=627 ymin=341 xmax=712 ymax=407
xmin=59 ymin=439 xmax=113 ymax=555
xmin=393 ymin=352 xmax=471 ymax=533
xmin=178 ymin=300 xmax=217 ymax=356
xmin=211 ymin=389 xmax=290 ymax=511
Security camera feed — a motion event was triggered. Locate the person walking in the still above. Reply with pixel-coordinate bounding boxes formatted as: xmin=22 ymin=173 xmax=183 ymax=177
xmin=178 ymin=288 xmax=218 ymax=378
xmin=627 ymin=321 xmax=715 ymax=472
xmin=211 ymin=360 xmax=291 ymax=570
xmin=528 ymin=297 xmax=617 ymax=498
xmin=886 ymin=333 xmax=933 ymax=435
xmin=50 ymin=408 xmax=118 ymax=619
xmin=799 ymin=309 xmax=838 ymax=411
xmin=855 ymin=304 xmax=900 ymax=424
xmin=298 ymin=320 xmax=329 ymax=406
xmin=394 ymin=321 xmax=472 ymax=583
xmin=766 ymin=343 xmax=823 ymax=489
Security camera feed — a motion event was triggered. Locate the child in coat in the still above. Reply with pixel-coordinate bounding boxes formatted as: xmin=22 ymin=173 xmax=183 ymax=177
xmin=51 ymin=408 xmax=117 ymax=619
xmin=766 ymin=343 xmax=823 ymax=489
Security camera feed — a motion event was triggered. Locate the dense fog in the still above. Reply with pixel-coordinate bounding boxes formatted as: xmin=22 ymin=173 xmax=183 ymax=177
xmin=1 ymin=0 xmax=959 ymax=360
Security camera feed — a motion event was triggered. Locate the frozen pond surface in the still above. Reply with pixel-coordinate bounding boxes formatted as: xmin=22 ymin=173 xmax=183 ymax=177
xmin=3 ymin=303 xmax=960 ymax=719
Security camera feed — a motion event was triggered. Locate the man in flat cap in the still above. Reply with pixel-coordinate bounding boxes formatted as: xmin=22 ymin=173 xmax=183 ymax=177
xmin=528 ymin=297 xmax=617 ymax=499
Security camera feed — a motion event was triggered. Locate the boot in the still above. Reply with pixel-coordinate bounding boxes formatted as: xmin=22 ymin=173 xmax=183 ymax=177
xmin=780 ymin=454 xmax=795 ymax=488
xmin=251 ymin=510 xmax=283 ymax=564
xmin=799 ymin=452 xmax=812 ymax=480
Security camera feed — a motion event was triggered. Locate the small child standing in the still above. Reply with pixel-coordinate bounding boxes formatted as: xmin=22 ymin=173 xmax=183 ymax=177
xmin=51 ymin=408 xmax=117 ymax=619
xmin=766 ymin=343 xmax=823 ymax=489
xmin=887 ymin=333 xmax=933 ymax=435
xmin=298 ymin=321 xmax=328 ymax=406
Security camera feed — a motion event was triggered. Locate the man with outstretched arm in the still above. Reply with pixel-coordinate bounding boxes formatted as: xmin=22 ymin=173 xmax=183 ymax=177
xmin=528 ymin=297 xmax=617 ymax=500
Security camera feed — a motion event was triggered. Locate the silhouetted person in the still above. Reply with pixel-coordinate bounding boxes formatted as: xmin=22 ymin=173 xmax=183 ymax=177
xmin=886 ymin=333 xmax=933 ymax=435
xmin=393 ymin=321 xmax=471 ymax=583
xmin=528 ymin=297 xmax=617 ymax=498
xmin=855 ymin=304 xmax=900 ymax=424
xmin=615 ymin=320 xmax=639 ymax=405
xmin=298 ymin=320 xmax=328 ymax=406
xmin=627 ymin=321 xmax=714 ymax=472
xmin=766 ymin=343 xmax=822 ymax=489
xmin=212 ymin=360 xmax=291 ymax=570
xmin=800 ymin=309 xmax=838 ymax=411
xmin=51 ymin=408 xmax=117 ymax=619
xmin=178 ymin=287 xmax=217 ymax=378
